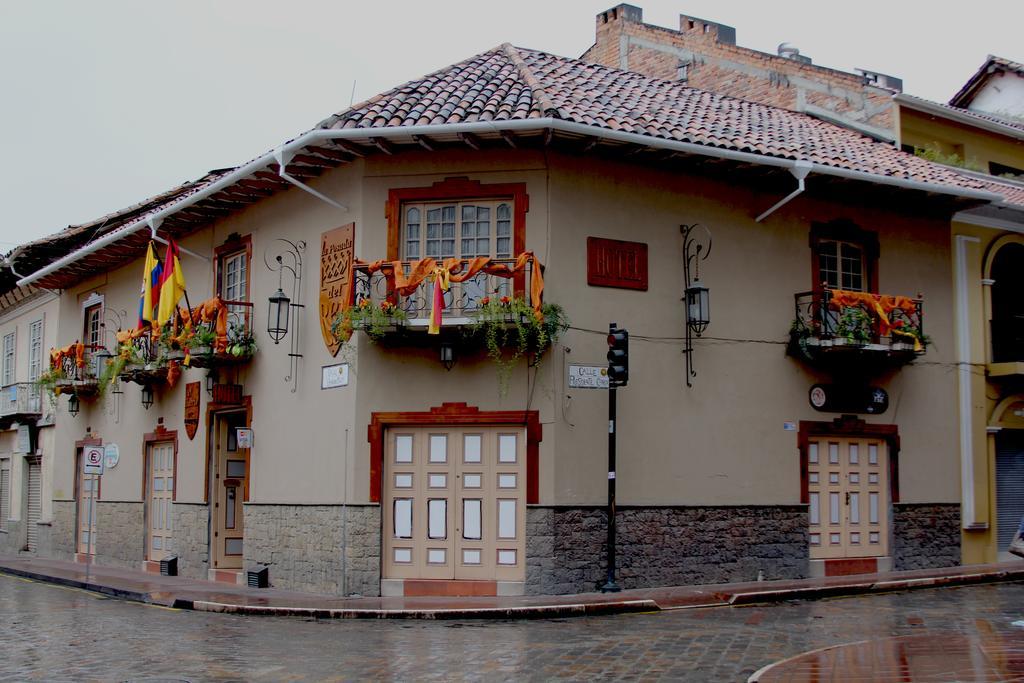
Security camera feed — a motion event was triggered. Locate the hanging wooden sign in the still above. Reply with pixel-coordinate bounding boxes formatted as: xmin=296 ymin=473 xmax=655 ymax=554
xmin=184 ymin=381 xmax=201 ymax=440
xmin=319 ymin=223 xmax=355 ymax=356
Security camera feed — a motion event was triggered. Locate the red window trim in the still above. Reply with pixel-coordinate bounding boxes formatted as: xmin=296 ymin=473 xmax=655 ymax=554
xmin=368 ymin=402 xmax=542 ymax=504
xmin=385 ymin=177 xmax=528 ymax=262
xmin=809 ymin=220 xmax=879 ymax=294
xmin=213 ymin=233 xmax=253 ymax=301
xmin=797 ymin=416 xmax=900 ymax=505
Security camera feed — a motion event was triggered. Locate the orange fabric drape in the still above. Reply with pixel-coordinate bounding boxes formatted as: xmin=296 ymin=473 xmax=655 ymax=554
xmin=50 ymin=342 xmax=85 ymax=371
xmin=358 ymin=251 xmax=546 ymax=321
xmin=829 ymin=289 xmax=921 ymax=349
xmin=185 ymin=296 xmax=230 ymax=353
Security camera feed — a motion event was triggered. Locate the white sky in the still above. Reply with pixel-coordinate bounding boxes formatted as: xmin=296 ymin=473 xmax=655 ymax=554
xmin=2 ymin=0 xmax=1022 ymax=251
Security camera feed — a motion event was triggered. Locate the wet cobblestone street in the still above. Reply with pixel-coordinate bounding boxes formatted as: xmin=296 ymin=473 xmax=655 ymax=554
xmin=3 ymin=573 xmax=1024 ymax=682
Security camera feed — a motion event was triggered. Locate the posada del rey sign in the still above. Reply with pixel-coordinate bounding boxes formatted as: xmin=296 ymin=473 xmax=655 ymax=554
xmin=319 ymin=223 xmax=355 ymax=356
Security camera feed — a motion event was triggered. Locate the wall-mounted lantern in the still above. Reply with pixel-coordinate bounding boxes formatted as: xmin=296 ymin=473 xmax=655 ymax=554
xmin=681 ymin=224 xmax=712 ymax=387
xmin=267 ymin=287 xmax=291 ymax=344
xmin=440 ymin=342 xmax=456 ymax=371
xmin=67 ymin=394 xmax=80 ymax=417
xmin=140 ymin=384 xmax=155 ymax=410
xmin=205 ymin=370 xmax=218 ymax=396
xmin=264 ymin=239 xmax=306 ymax=393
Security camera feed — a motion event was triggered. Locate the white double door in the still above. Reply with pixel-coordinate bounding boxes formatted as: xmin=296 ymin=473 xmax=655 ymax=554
xmin=146 ymin=441 xmax=175 ymax=562
xmin=383 ymin=426 xmax=526 ymax=582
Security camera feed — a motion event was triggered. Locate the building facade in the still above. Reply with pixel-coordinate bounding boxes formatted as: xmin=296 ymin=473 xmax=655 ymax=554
xmin=6 ymin=43 xmax=1014 ymax=596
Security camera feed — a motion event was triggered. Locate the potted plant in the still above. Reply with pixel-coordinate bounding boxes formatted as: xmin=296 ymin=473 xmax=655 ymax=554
xmin=833 ymin=307 xmax=872 ymax=346
xmin=333 ymin=299 xmax=409 ymax=343
xmin=226 ymin=322 xmax=257 ymax=360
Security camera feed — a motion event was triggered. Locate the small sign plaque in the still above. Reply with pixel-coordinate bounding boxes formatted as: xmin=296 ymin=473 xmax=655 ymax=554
xmin=568 ymin=364 xmax=610 ymax=389
xmin=103 ymin=444 xmax=120 ymax=469
xmin=236 ymin=428 xmax=254 ymax=449
xmin=809 ymin=384 xmax=889 ymax=414
xmin=321 ymin=363 xmax=350 ymax=390
xmin=83 ymin=445 xmax=104 ymax=475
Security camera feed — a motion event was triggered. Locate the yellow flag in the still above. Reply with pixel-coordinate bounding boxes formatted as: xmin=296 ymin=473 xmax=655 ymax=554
xmin=157 ymin=241 xmax=187 ymax=327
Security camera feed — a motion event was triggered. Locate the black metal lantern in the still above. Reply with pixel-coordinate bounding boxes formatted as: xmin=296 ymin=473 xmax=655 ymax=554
xmin=92 ymin=348 xmax=113 ymax=379
xmin=205 ymin=370 xmax=218 ymax=395
xmin=267 ymin=287 xmax=290 ymax=344
xmin=440 ymin=342 xmax=456 ymax=371
xmin=67 ymin=394 xmax=80 ymax=417
xmin=685 ymin=279 xmax=710 ymax=336
xmin=140 ymin=384 xmax=154 ymax=410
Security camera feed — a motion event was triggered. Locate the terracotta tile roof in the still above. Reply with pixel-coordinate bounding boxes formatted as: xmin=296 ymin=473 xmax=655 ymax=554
xmin=974 ymin=175 xmax=1024 ymax=207
xmin=321 ymin=44 xmax=990 ymax=192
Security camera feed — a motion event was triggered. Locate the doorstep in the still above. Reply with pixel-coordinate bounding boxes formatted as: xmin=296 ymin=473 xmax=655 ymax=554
xmin=809 ymin=556 xmax=893 ymax=578
xmin=381 ymin=578 xmax=525 ymax=597
xmin=208 ymin=569 xmax=244 ymax=585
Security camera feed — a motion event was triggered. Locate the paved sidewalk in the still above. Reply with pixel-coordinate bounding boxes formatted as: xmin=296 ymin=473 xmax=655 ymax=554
xmin=1 ymin=555 xmax=1023 ymax=619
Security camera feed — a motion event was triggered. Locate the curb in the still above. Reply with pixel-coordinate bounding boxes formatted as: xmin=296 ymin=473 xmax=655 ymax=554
xmin=0 ymin=565 xmax=156 ymax=605
xmin=190 ymin=598 xmax=662 ymax=619
xmin=727 ymin=569 xmax=1024 ymax=606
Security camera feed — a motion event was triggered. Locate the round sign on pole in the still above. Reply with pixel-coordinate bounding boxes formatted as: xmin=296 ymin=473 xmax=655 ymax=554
xmin=104 ymin=443 xmax=120 ymax=469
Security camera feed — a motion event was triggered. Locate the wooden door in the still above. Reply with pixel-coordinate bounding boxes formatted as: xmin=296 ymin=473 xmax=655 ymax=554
xmin=75 ymin=452 xmax=98 ymax=556
xmin=808 ymin=437 xmax=889 ymax=559
xmin=382 ymin=426 xmax=526 ymax=582
xmin=146 ymin=441 xmax=175 ymax=561
xmin=211 ymin=412 xmax=247 ymax=570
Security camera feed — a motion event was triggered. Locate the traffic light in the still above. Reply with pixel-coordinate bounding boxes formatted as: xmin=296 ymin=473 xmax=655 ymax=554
xmin=607 ymin=324 xmax=629 ymax=387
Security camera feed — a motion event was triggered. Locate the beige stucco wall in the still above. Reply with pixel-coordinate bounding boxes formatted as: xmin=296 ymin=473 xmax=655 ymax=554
xmin=46 ymin=148 xmax=963 ymax=541
xmin=1 ymin=291 xmax=59 ymax=528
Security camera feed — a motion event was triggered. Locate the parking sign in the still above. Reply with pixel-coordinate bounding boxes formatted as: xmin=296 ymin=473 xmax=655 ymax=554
xmin=83 ymin=445 xmax=104 ymax=475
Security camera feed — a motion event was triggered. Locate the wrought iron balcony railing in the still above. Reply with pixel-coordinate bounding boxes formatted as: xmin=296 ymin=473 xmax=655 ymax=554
xmin=791 ymin=289 xmax=925 ymax=366
xmin=0 ymin=382 xmax=42 ymax=418
xmin=353 ymin=258 xmax=532 ymax=329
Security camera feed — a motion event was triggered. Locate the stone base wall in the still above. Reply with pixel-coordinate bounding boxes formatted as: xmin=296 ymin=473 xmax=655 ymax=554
xmin=0 ymin=521 xmax=23 ymax=554
xmin=172 ymin=503 xmax=209 ymax=580
xmin=95 ymin=502 xmax=144 ymax=569
xmin=892 ymin=503 xmax=961 ymax=571
xmin=51 ymin=501 xmax=76 ymax=560
xmin=527 ymin=505 xmax=808 ymax=595
xmin=243 ymin=503 xmax=380 ymax=596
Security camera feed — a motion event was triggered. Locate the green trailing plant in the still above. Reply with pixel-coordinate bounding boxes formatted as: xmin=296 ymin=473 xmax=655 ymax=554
xmin=99 ymin=354 xmax=127 ymax=392
xmin=332 ymin=299 xmax=409 ymax=343
xmin=466 ymin=296 xmax=569 ymax=394
xmin=35 ymin=367 xmax=66 ymax=408
xmin=913 ymin=143 xmax=986 ymax=173
xmin=834 ymin=306 xmax=873 ymax=344
xmin=186 ymin=326 xmax=217 ymax=350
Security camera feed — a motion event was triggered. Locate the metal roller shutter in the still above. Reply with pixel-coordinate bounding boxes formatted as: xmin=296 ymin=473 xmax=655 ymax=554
xmin=0 ymin=462 xmax=9 ymax=531
xmin=26 ymin=457 xmax=41 ymax=552
xmin=995 ymin=432 xmax=1024 ymax=551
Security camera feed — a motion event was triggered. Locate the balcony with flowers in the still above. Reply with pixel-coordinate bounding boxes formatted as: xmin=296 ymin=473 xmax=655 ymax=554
xmin=334 ymin=252 xmax=566 ymax=382
xmin=37 ymin=342 xmax=103 ymax=399
xmin=112 ymin=297 xmax=256 ymax=386
xmin=789 ymin=289 xmax=926 ymax=369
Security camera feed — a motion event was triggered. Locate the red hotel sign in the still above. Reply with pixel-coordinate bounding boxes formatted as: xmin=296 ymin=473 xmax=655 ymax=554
xmin=587 ymin=237 xmax=648 ymax=291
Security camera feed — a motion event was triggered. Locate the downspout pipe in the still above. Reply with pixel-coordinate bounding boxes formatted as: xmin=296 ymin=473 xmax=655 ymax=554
xmin=756 ymin=161 xmax=812 ymax=222
xmin=16 ymin=118 xmax=1003 ymax=287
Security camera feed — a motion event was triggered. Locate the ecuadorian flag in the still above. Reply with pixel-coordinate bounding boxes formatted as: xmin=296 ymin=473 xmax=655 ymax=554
xmin=157 ymin=240 xmax=187 ymax=327
xmin=138 ymin=242 xmax=163 ymax=328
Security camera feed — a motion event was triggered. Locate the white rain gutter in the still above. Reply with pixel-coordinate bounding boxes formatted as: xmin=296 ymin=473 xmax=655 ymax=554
xmin=756 ymin=161 xmax=812 ymax=222
xmin=16 ymin=118 xmax=1004 ymax=287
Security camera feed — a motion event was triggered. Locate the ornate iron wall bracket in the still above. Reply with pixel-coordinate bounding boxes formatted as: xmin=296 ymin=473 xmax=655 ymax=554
xmin=264 ymin=238 xmax=306 ymax=392
xmin=681 ymin=224 xmax=712 ymax=388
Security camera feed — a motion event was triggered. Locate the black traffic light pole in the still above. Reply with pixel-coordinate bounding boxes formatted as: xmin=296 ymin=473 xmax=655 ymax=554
xmin=603 ymin=323 xmax=628 ymax=593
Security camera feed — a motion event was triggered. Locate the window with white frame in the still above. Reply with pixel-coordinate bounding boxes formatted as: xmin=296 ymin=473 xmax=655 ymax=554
xmin=2 ymin=332 xmax=14 ymax=386
xmin=817 ymin=239 xmax=865 ymax=292
xmin=402 ymin=200 xmax=513 ymax=261
xmin=28 ymin=319 xmax=43 ymax=383
xmin=221 ymin=251 xmax=248 ymax=303
xmin=83 ymin=303 xmax=102 ymax=350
